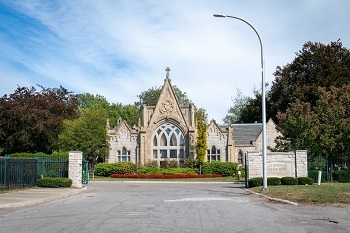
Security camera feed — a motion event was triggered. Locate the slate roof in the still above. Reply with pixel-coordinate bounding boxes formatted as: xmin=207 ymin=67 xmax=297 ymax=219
xmin=231 ymin=123 xmax=262 ymax=145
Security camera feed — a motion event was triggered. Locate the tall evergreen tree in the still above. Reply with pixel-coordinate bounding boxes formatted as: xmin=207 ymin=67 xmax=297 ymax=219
xmin=195 ymin=108 xmax=208 ymax=164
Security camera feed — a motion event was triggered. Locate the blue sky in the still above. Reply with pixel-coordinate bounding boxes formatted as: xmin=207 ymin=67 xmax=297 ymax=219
xmin=1 ymin=0 xmax=349 ymax=123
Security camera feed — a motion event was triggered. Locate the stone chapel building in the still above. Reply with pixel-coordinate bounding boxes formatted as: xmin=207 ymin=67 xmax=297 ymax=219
xmin=107 ymin=68 xmax=282 ymax=167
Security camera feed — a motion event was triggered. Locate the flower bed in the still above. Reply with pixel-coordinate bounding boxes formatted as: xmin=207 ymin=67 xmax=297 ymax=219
xmin=109 ymin=173 xmax=222 ymax=179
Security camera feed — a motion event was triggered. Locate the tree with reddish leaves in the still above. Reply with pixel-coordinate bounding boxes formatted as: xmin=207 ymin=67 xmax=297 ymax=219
xmin=0 ymin=85 xmax=79 ymax=155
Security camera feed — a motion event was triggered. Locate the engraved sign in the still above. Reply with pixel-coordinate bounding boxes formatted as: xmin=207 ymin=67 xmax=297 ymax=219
xmin=267 ymin=162 xmax=292 ymax=177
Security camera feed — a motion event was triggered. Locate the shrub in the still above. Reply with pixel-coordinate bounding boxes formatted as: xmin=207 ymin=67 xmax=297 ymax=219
xmin=94 ymin=162 xmax=136 ymax=177
xmin=10 ymin=152 xmax=37 ymax=158
xmin=267 ymin=177 xmax=281 ymax=186
xmin=169 ymin=160 xmax=179 ymax=168
xmin=281 ymin=177 xmax=298 ymax=185
xmin=143 ymin=160 xmax=158 ymax=168
xmin=201 ymin=162 xmax=238 ymax=177
xmin=185 ymin=158 xmax=196 ymax=168
xmin=138 ymin=167 xmax=196 ymax=175
xmin=333 ymin=170 xmax=350 ymax=182
xmin=161 ymin=157 xmax=171 ymax=168
xmin=298 ymin=177 xmax=314 ymax=185
xmin=248 ymin=177 xmax=263 ymax=188
xmin=38 ymin=177 xmax=72 ymax=188
xmin=109 ymin=173 xmax=221 ymax=179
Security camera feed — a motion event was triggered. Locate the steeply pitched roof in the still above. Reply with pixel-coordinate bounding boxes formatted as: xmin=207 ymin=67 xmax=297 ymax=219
xmin=231 ymin=123 xmax=262 ymax=145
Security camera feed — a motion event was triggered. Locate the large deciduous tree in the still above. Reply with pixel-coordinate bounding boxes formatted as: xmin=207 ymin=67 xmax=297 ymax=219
xmin=0 ymin=86 xmax=78 ymax=155
xmin=58 ymin=108 xmax=110 ymax=164
xmin=136 ymin=85 xmax=193 ymax=108
xmin=270 ymin=40 xmax=350 ymax=121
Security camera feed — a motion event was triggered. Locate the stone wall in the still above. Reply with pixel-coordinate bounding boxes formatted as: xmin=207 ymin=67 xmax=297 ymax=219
xmin=206 ymin=123 xmax=227 ymax=162
xmin=69 ymin=151 xmax=83 ymax=188
xmin=109 ymin=129 xmax=138 ymax=163
xmin=247 ymin=150 xmax=307 ymax=179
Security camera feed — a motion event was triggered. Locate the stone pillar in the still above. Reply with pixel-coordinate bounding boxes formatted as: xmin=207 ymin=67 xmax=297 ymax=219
xmin=69 ymin=151 xmax=83 ymax=188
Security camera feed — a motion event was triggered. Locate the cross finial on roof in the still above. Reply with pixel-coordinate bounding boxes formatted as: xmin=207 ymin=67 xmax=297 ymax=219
xmin=165 ymin=67 xmax=170 ymax=79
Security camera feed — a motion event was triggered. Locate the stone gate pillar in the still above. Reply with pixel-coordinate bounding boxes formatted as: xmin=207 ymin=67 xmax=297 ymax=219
xmin=69 ymin=151 xmax=83 ymax=188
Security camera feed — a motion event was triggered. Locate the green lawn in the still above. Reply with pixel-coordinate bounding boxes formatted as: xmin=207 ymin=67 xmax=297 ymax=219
xmin=251 ymin=183 xmax=350 ymax=205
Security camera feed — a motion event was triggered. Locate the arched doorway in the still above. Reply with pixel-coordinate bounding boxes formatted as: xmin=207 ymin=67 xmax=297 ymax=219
xmin=151 ymin=123 xmax=185 ymax=167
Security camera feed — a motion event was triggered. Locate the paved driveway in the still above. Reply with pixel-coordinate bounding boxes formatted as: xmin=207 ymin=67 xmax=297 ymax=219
xmin=0 ymin=181 xmax=349 ymax=232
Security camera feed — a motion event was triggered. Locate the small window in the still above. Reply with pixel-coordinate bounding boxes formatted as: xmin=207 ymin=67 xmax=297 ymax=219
xmin=207 ymin=146 xmax=220 ymax=162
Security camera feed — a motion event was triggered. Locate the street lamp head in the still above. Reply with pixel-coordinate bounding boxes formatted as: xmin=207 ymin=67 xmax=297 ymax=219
xmin=213 ymin=13 xmax=226 ymax=18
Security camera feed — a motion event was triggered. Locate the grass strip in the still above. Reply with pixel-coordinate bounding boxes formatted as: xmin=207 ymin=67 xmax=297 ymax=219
xmin=251 ymin=183 xmax=350 ymax=205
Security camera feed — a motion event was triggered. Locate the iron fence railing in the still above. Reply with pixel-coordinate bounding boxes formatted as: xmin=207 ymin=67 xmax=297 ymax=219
xmin=0 ymin=157 xmax=38 ymax=191
xmin=36 ymin=155 xmax=69 ymax=178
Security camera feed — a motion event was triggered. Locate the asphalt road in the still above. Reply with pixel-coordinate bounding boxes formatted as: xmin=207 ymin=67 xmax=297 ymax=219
xmin=1 ymin=181 xmax=349 ymax=233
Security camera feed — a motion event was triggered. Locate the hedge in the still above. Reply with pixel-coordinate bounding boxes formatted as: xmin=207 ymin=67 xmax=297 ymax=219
xmin=298 ymin=177 xmax=314 ymax=185
xmin=38 ymin=177 xmax=72 ymax=188
xmin=109 ymin=173 xmax=221 ymax=179
xmin=138 ymin=167 xmax=196 ymax=175
xmin=333 ymin=170 xmax=350 ymax=182
xmin=267 ymin=177 xmax=281 ymax=186
xmin=248 ymin=177 xmax=263 ymax=188
xmin=201 ymin=162 xmax=238 ymax=177
xmin=281 ymin=177 xmax=298 ymax=185
xmin=94 ymin=162 xmax=136 ymax=177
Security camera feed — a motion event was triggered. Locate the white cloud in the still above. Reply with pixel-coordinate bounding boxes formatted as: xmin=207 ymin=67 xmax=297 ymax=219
xmin=1 ymin=0 xmax=350 ymax=123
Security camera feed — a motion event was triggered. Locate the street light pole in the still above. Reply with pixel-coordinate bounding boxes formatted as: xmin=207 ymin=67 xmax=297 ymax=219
xmin=213 ymin=13 xmax=268 ymax=190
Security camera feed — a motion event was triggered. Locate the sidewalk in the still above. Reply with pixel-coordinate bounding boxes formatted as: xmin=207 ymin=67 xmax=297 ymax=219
xmin=0 ymin=186 xmax=87 ymax=208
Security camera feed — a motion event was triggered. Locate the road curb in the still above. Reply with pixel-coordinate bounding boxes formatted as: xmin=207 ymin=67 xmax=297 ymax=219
xmin=244 ymin=188 xmax=299 ymax=206
xmin=0 ymin=186 xmax=88 ymax=208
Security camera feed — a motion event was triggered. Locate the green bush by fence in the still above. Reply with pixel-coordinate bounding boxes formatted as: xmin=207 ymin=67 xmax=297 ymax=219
xmin=267 ymin=177 xmax=281 ymax=186
xmin=201 ymin=162 xmax=238 ymax=177
xmin=248 ymin=177 xmax=263 ymax=187
xmin=94 ymin=162 xmax=136 ymax=177
xmin=138 ymin=167 xmax=196 ymax=175
xmin=281 ymin=177 xmax=298 ymax=185
xmin=298 ymin=177 xmax=314 ymax=185
xmin=333 ymin=170 xmax=350 ymax=182
xmin=37 ymin=177 xmax=72 ymax=188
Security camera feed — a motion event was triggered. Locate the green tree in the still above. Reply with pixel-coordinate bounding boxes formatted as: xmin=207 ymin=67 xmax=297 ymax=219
xmin=136 ymin=85 xmax=192 ymax=108
xmin=77 ymin=93 xmax=110 ymax=110
xmin=277 ymin=100 xmax=319 ymax=154
xmin=78 ymin=93 xmax=140 ymax=128
xmin=195 ymin=108 xmax=208 ymax=165
xmin=223 ymin=88 xmax=249 ymax=124
xmin=315 ymin=85 xmax=350 ymax=162
xmin=269 ymin=40 xmax=350 ymax=122
xmin=58 ymin=108 xmax=109 ymax=164
xmin=0 ymin=85 xmax=79 ymax=155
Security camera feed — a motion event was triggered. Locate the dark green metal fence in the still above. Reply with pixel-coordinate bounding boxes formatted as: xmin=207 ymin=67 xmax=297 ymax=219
xmin=36 ymin=155 xmax=69 ymax=178
xmin=1 ymin=154 xmax=89 ymax=190
xmin=82 ymin=157 xmax=89 ymax=184
xmin=0 ymin=157 xmax=38 ymax=191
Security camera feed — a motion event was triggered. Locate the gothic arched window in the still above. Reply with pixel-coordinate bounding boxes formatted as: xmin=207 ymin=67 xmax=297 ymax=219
xmin=152 ymin=123 xmax=185 ymax=166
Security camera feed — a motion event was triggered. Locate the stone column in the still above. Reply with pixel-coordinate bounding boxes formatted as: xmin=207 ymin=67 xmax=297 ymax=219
xmin=69 ymin=151 xmax=83 ymax=188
